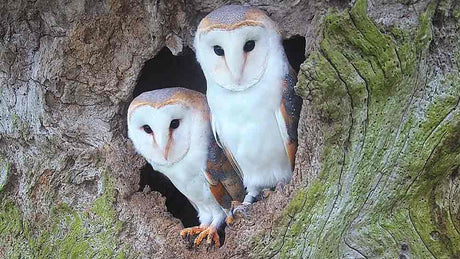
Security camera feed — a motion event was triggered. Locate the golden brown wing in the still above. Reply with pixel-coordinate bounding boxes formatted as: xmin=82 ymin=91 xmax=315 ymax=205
xmin=275 ymin=66 xmax=302 ymax=170
xmin=204 ymin=130 xmax=245 ymax=211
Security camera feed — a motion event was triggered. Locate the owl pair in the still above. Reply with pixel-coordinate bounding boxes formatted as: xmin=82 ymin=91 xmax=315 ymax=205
xmin=127 ymin=5 xmax=301 ymax=247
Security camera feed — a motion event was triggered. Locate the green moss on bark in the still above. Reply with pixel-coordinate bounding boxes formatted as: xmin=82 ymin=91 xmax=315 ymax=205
xmin=0 ymin=171 xmax=132 ymax=258
xmin=255 ymin=0 xmax=459 ymax=258
xmin=0 ymin=200 xmax=34 ymax=258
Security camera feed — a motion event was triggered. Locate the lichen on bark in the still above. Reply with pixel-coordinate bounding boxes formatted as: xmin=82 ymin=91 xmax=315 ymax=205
xmin=254 ymin=0 xmax=459 ymax=258
xmin=0 ymin=171 xmax=132 ymax=258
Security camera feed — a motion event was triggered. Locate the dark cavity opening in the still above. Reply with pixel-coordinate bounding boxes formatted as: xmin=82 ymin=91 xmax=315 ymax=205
xmin=139 ymin=164 xmax=199 ymax=227
xmin=283 ymin=35 xmax=306 ymax=73
xmin=133 ymin=46 xmax=206 ymax=98
xmin=134 ymin=46 xmax=204 ymax=228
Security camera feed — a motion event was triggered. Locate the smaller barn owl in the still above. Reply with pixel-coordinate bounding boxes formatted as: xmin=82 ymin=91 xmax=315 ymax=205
xmin=127 ymin=88 xmax=245 ymax=247
xmin=194 ymin=5 xmax=302 ymax=205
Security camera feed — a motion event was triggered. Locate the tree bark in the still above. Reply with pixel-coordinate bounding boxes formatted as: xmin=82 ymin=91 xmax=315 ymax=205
xmin=0 ymin=0 xmax=458 ymax=258
xmin=255 ymin=0 xmax=459 ymax=258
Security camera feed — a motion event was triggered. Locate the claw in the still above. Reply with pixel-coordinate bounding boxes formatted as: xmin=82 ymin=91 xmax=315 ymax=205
xmin=194 ymin=226 xmax=220 ymax=247
xmin=233 ymin=202 xmax=250 ymax=218
xmin=180 ymin=226 xmax=206 ymax=237
xmin=225 ymin=215 xmax=235 ymax=226
xmin=226 ymin=201 xmax=242 ymax=226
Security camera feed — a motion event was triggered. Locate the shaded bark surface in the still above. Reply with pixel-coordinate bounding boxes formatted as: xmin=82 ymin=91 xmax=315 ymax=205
xmin=0 ymin=0 xmax=457 ymax=258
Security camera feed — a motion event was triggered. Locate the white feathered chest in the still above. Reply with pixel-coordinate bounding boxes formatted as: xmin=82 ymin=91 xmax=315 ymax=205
xmin=207 ymin=57 xmax=292 ymax=191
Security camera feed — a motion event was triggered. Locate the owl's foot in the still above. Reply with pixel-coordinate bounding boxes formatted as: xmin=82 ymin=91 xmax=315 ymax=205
xmin=225 ymin=200 xmax=242 ymax=226
xmin=243 ymin=193 xmax=257 ymax=204
xmin=194 ymin=226 xmax=220 ymax=247
xmin=225 ymin=215 xmax=235 ymax=226
xmin=180 ymin=226 xmax=206 ymax=237
xmin=233 ymin=193 xmax=257 ymax=217
xmin=233 ymin=202 xmax=251 ymax=218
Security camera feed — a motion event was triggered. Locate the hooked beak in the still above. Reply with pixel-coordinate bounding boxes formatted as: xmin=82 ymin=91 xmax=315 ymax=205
xmin=225 ymin=49 xmax=245 ymax=84
xmin=156 ymin=132 xmax=172 ymax=161
xmin=163 ymin=141 xmax=172 ymax=161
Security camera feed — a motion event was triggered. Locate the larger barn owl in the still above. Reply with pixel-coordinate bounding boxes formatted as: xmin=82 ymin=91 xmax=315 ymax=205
xmin=194 ymin=5 xmax=302 ymax=204
xmin=127 ymin=88 xmax=245 ymax=246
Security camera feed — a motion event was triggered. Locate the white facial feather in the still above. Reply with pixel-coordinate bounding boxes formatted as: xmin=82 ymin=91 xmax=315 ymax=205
xmin=128 ymin=104 xmax=191 ymax=166
xmin=195 ymin=26 xmax=282 ymax=92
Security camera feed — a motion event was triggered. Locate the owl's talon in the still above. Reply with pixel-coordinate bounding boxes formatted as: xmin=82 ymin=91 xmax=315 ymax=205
xmin=225 ymin=215 xmax=235 ymax=226
xmin=233 ymin=203 xmax=251 ymax=218
xmin=180 ymin=226 xmax=206 ymax=237
xmin=194 ymin=226 xmax=220 ymax=247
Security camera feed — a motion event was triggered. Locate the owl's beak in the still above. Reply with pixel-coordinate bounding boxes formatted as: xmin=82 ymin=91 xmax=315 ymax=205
xmin=156 ymin=132 xmax=171 ymax=161
xmin=226 ymin=49 xmax=245 ymax=84
xmin=163 ymin=140 xmax=171 ymax=161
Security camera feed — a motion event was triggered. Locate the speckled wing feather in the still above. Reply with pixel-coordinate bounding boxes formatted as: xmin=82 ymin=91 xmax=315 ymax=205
xmin=275 ymin=66 xmax=302 ymax=170
xmin=204 ymin=131 xmax=245 ymax=211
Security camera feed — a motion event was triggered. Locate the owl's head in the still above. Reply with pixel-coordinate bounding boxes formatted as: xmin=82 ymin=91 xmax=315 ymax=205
xmin=127 ymin=88 xmax=208 ymax=166
xmin=194 ymin=5 xmax=282 ymax=92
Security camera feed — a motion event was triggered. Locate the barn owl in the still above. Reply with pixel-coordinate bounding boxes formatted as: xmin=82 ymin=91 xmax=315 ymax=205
xmin=127 ymin=87 xmax=245 ymax=247
xmin=194 ymin=5 xmax=302 ymax=205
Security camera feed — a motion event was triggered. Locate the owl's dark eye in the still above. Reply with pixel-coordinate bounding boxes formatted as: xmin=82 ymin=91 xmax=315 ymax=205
xmin=170 ymin=119 xmax=180 ymax=129
xmin=243 ymin=40 xmax=255 ymax=52
xmin=142 ymin=125 xmax=152 ymax=134
xmin=213 ymin=45 xmax=224 ymax=56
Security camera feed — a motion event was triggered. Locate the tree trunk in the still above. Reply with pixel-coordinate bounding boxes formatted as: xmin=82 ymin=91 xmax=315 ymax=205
xmin=0 ymin=0 xmax=457 ymax=258
xmin=255 ymin=0 xmax=459 ymax=258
